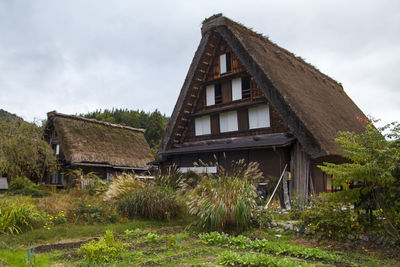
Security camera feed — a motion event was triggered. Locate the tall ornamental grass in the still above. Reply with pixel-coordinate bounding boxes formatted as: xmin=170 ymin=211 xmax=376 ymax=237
xmin=103 ymin=173 xmax=144 ymax=203
xmin=0 ymin=196 xmax=46 ymax=234
xmin=117 ymin=186 xmax=182 ymax=220
xmin=187 ymin=160 xmax=261 ymax=231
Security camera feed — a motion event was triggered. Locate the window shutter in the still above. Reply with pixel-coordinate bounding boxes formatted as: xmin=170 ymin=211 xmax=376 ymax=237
xmin=206 ymin=85 xmax=215 ymax=106
xmin=195 ymin=116 xmax=211 ymax=136
xmin=220 ymin=54 xmax=227 ymax=74
xmin=232 ymin=78 xmax=242 ymax=101
xmin=220 ymin=111 xmax=238 ymax=133
xmin=248 ymin=105 xmax=270 ymax=129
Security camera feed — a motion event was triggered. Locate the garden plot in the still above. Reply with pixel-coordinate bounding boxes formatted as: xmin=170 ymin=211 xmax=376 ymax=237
xmin=1 ymin=224 xmax=394 ymax=266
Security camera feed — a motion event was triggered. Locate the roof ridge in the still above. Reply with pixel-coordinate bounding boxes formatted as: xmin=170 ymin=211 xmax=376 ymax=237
xmin=202 ymin=15 xmax=342 ymax=88
xmin=47 ymin=111 xmax=145 ymax=133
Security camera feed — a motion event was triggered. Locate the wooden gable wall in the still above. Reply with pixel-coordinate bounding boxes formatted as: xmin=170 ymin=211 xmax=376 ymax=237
xmin=183 ymin=37 xmax=289 ymax=143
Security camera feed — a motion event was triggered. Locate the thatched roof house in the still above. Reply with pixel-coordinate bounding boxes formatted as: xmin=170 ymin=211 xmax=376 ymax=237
xmin=159 ymin=14 xmax=367 ymax=199
xmin=44 ymin=111 xmax=154 ymax=183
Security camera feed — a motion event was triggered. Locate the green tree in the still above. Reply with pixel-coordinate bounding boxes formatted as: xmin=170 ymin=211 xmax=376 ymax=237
xmin=319 ymin=120 xmax=400 ymax=240
xmin=0 ymin=118 xmax=56 ymax=182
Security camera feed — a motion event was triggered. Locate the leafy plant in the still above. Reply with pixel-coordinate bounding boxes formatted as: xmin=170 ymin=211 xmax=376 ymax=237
xmin=77 ymin=230 xmax=127 ymax=264
xmin=199 ymin=232 xmax=341 ymax=264
xmin=167 ymin=233 xmax=184 ymax=249
xmin=218 ymin=251 xmax=313 ymax=267
xmin=145 ymin=232 xmax=161 ymax=243
xmin=8 ymin=176 xmax=44 ymax=197
xmin=299 ymin=194 xmax=362 ymax=240
xmin=117 ymin=185 xmax=181 ymax=220
xmin=0 ymin=197 xmax=46 ymax=234
xmin=66 ymin=169 xmax=106 ymax=194
xmin=74 ymin=202 xmax=118 ymax=224
xmin=251 ymin=207 xmax=272 ymax=229
xmin=319 ymin=120 xmax=400 ymax=240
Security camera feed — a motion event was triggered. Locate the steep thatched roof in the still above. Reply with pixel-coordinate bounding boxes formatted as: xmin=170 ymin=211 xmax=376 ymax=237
xmin=45 ymin=112 xmax=154 ymax=169
xmin=161 ymin=14 xmax=367 ymax=158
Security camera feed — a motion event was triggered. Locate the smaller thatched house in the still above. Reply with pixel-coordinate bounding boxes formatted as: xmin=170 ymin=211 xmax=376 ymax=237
xmin=44 ymin=111 xmax=154 ymax=185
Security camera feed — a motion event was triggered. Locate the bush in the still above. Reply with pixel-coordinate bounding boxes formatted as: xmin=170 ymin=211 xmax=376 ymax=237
xmin=0 ymin=196 xmax=46 ymax=234
xmin=117 ymin=186 xmax=182 ymax=220
xmin=8 ymin=176 xmax=44 ymax=197
xmin=251 ymin=207 xmax=272 ymax=229
xmin=187 ymin=175 xmax=257 ymax=231
xmin=77 ymin=231 xmax=126 ymax=264
xmin=299 ymin=194 xmax=362 ymax=240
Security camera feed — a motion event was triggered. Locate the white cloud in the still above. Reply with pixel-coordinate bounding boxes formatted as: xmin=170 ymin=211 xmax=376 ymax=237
xmin=0 ymin=0 xmax=399 ymax=126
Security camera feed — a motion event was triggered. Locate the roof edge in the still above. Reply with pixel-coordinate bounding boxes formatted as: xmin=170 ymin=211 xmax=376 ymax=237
xmin=47 ymin=111 xmax=145 ymax=133
xmin=201 ymin=13 xmax=225 ymax=35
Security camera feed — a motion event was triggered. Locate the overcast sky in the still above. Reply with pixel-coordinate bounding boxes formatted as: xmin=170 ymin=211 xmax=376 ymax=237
xmin=0 ymin=0 xmax=399 ymax=127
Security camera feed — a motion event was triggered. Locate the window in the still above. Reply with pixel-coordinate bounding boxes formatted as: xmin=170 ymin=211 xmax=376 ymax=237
xmin=206 ymin=85 xmax=215 ymax=106
xmin=206 ymin=83 xmax=222 ymax=106
xmin=195 ymin=115 xmax=211 ymax=136
xmin=248 ymin=105 xmax=270 ymax=129
xmin=55 ymin=144 xmax=60 ymax=155
xmin=215 ymin=83 xmax=222 ymax=104
xmin=232 ymin=78 xmax=241 ymax=101
xmin=219 ymin=53 xmax=231 ymax=74
xmin=179 ymin=166 xmax=217 ymax=174
xmin=232 ymin=76 xmax=251 ymax=101
xmin=220 ymin=110 xmax=238 ymax=133
xmin=241 ymin=76 xmax=251 ymax=99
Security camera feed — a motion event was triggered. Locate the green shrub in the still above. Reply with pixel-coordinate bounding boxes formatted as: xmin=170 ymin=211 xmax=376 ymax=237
xmin=299 ymin=194 xmax=362 ymax=240
xmin=0 ymin=197 xmax=46 ymax=234
xmin=8 ymin=176 xmax=44 ymax=197
xmin=77 ymin=230 xmax=127 ymax=264
xmin=187 ymin=175 xmax=257 ymax=231
xmin=117 ymin=186 xmax=181 ymax=220
xmin=251 ymin=207 xmax=272 ymax=229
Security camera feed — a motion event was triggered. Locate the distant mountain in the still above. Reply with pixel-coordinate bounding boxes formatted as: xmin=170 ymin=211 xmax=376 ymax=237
xmin=0 ymin=109 xmax=24 ymax=122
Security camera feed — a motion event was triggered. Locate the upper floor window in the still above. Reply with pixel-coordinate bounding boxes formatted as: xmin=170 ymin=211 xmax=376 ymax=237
xmin=220 ymin=110 xmax=238 ymax=133
xmin=220 ymin=53 xmax=231 ymax=74
xmin=241 ymin=76 xmax=251 ymax=99
xmin=206 ymin=83 xmax=222 ymax=106
xmin=248 ymin=105 xmax=270 ymax=129
xmin=232 ymin=76 xmax=251 ymax=101
xmin=195 ymin=115 xmax=211 ymax=136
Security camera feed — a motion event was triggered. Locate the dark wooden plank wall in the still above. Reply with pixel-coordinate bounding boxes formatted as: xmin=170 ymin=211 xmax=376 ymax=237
xmin=163 ymin=147 xmax=290 ymax=181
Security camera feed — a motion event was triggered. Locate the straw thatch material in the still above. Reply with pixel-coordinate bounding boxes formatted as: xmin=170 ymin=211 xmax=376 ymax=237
xmin=46 ymin=112 xmax=154 ymax=169
xmin=162 ymin=14 xmax=367 ymax=158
